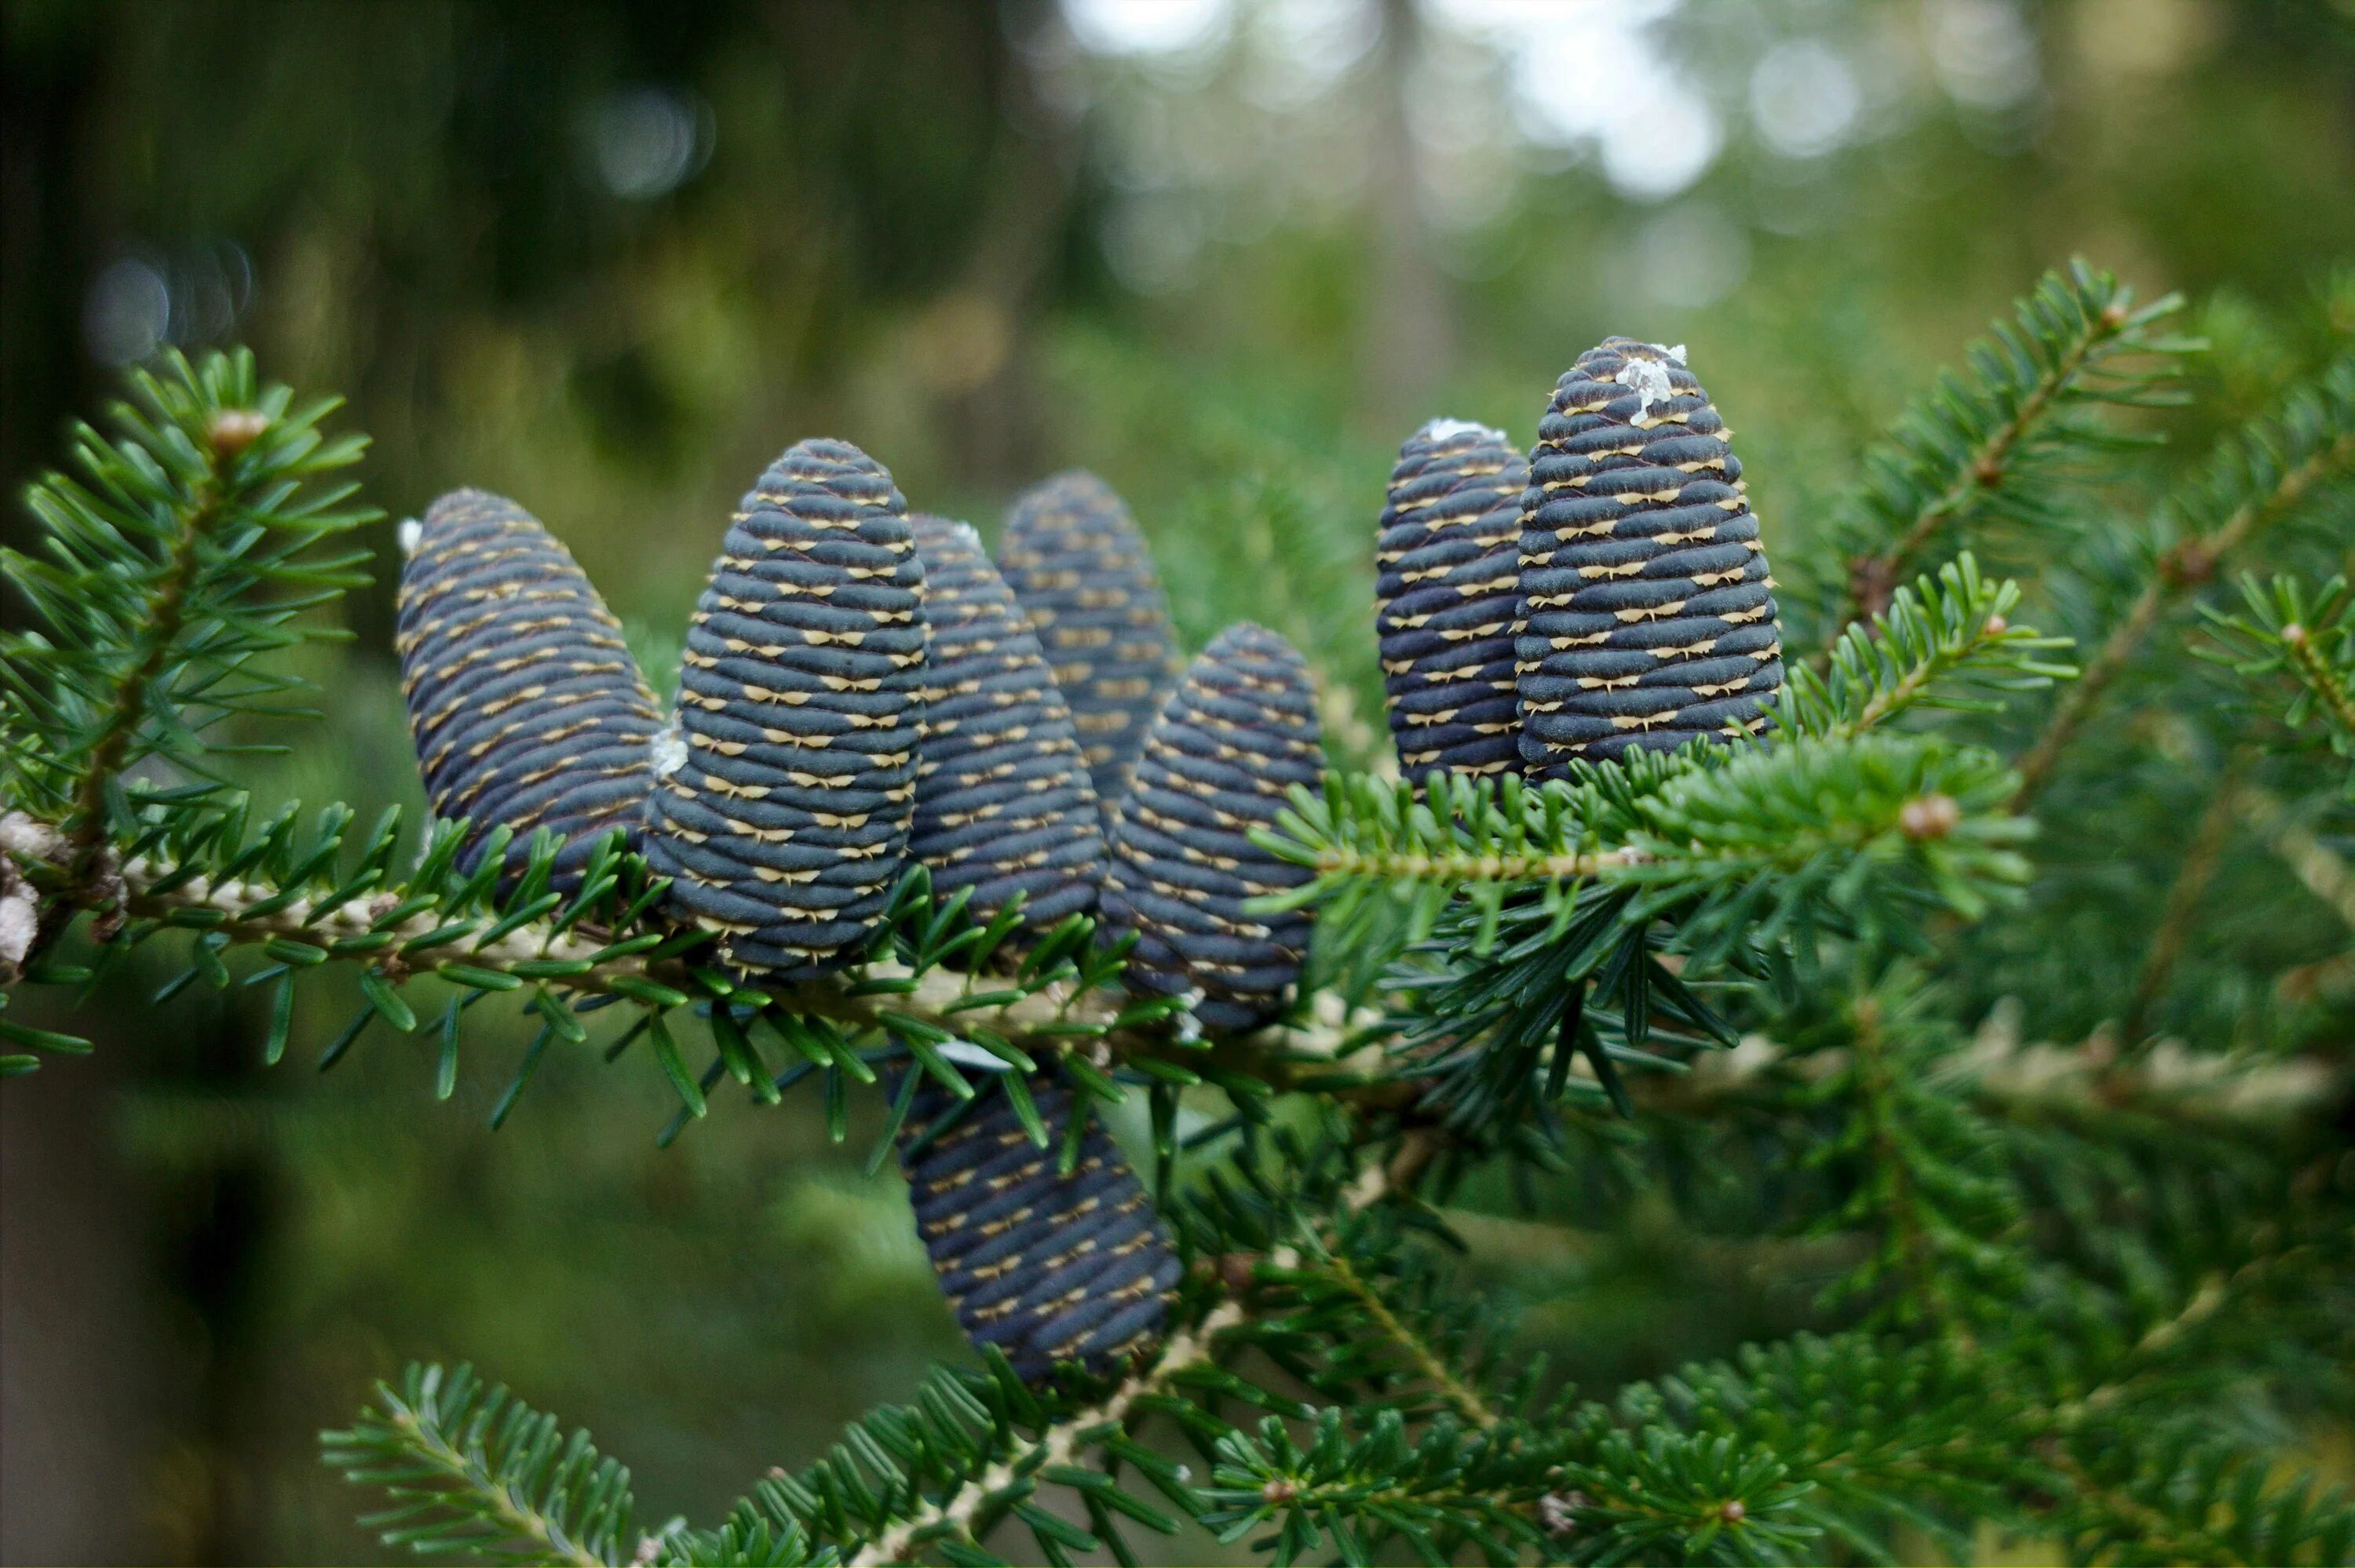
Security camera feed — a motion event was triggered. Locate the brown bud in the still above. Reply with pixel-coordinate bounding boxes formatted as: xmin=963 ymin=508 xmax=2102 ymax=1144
xmin=1899 ymin=793 xmax=1962 ymax=841
xmin=207 ymin=403 xmax=269 ymax=452
xmin=1983 ymin=614 xmax=2007 ymax=636
xmin=2100 ymin=299 xmax=2131 ymax=330
xmin=1215 ymin=1251 xmax=1261 ymax=1294
xmin=2162 ymin=541 xmax=2215 ymax=589
xmin=1261 ymin=1479 xmax=1298 ymax=1505
xmin=2281 ymin=622 xmax=2307 ymax=647
xmin=207 ymin=408 xmax=270 ymax=457
xmin=1719 ymin=1499 xmax=1747 ymax=1522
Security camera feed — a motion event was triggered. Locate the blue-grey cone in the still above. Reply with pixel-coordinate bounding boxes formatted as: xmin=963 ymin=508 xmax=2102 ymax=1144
xmin=644 ymin=439 xmax=926 ymax=973
xmin=995 ymin=471 xmax=1181 ymax=803
xmin=1100 ymin=622 xmax=1322 ymax=1034
xmin=1516 ymin=339 xmax=1782 ymax=775
xmin=1376 ymin=419 xmax=1528 ymax=779
xmin=909 ymin=515 xmax=1106 ymax=933
xmin=899 ymin=1072 xmax=1179 ymax=1383
xmin=395 ymin=488 xmax=661 ymax=892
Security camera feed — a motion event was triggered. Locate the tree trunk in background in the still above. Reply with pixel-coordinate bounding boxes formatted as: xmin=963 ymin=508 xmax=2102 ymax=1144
xmin=1 ymin=1052 xmax=171 ymax=1564
xmin=0 ymin=9 xmax=102 ymax=552
xmin=1363 ymin=0 xmax=1455 ymax=436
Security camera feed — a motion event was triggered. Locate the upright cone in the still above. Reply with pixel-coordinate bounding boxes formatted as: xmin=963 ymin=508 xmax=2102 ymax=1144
xmin=395 ymin=488 xmax=660 ymax=892
xmin=1516 ymin=339 xmax=1781 ymax=774
xmin=1375 ymin=420 xmax=1528 ymax=779
xmin=898 ymin=1073 xmax=1179 ymax=1384
xmin=644 ymin=439 xmax=926 ymax=972
xmin=995 ymin=472 xmax=1181 ymax=803
xmin=907 ymin=515 xmax=1105 ymax=933
xmin=1100 ymin=623 xmax=1321 ymax=1033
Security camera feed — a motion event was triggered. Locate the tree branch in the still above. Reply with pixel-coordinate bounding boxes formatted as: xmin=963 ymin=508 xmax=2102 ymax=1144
xmin=1847 ymin=312 xmax=2109 ymax=619
xmin=2014 ymin=426 xmax=2355 ymax=805
xmin=60 ymin=486 xmax=220 ymax=877
xmin=1847 ymin=993 xmax=1973 ymax=1350
xmin=1313 ymin=1247 xmax=1499 ymax=1429
xmin=2121 ymin=753 xmax=2245 ymax=1048
xmin=845 ymin=1300 xmax=1251 ymax=1566
xmin=378 ymin=1402 xmax=611 ymax=1568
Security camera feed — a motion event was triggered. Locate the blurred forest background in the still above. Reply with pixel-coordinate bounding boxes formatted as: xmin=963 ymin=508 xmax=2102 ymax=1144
xmin=2 ymin=0 xmax=2351 ymax=1561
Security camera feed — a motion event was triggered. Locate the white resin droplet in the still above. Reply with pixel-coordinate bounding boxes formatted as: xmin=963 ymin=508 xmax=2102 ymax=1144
xmin=1616 ymin=355 xmax=1675 ymax=418
xmin=651 ymin=720 xmax=688 ymax=779
xmin=1419 ymin=417 xmax=1506 ymax=443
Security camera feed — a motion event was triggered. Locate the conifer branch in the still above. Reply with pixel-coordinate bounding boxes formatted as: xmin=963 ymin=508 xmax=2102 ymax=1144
xmin=9 ymin=301 xmax=2345 ymax=1568
xmin=323 ymin=1362 xmax=638 ymax=1565
xmin=1281 ymin=1234 xmax=1498 ymax=1431
xmin=1843 ymin=990 xmax=1970 ymax=1346
xmin=1268 ymin=732 xmax=2033 ymax=928
xmin=2122 ymin=754 xmax=2246 ymax=1047
xmin=2200 ymin=571 xmax=2355 ymax=759
xmin=1308 ymin=1250 xmax=1499 ymax=1429
xmin=1807 ymin=968 xmax=2025 ymax=1345
xmin=2015 ymin=359 xmax=2355 ymax=804
xmin=2287 ymin=627 xmax=2355 ymax=742
xmin=0 ymin=811 xmax=1232 ymax=1092
xmin=2237 ymin=782 xmax=2355 ymax=931
xmin=2 ymin=348 xmax=376 ymax=881
xmin=845 ymin=1301 xmax=1251 ymax=1566
xmin=1825 ymin=262 xmax=2193 ymax=629
xmin=60 ymin=476 xmax=215 ymax=873
xmin=1776 ymin=552 xmax=2072 ymax=740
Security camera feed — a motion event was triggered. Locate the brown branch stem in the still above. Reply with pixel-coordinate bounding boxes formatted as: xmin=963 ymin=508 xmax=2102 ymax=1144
xmin=2120 ymin=753 xmax=2245 ymax=1048
xmin=1840 ymin=308 xmax=2119 ymax=631
xmin=63 ymin=482 xmax=222 ymax=881
xmin=2014 ymin=429 xmax=2355 ymax=806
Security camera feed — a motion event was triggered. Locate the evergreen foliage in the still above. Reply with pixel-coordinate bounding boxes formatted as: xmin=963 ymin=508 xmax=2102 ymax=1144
xmin=4 ymin=257 xmax=2352 ymax=1565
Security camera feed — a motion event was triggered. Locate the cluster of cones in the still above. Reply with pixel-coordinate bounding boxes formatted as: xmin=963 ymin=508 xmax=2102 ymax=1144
xmin=1375 ymin=337 xmax=1784 ymax=779
xmin=389 ymin=331 xmax=1786 ymax=1384
xmin=394 ymin=454 xmax=1313 ymax=1382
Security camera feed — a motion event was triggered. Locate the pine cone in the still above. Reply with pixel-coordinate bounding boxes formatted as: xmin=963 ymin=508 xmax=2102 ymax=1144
xmin=908 ymin=515 xmax=1105 ymax=933
xmin=644 ymin=440 xmax=926 ymax=972
xmin=395 ymin=489 xmax=660 ymax=892
xmin=1517 ymin=339 xmax=1783 ymax=774
xmin=1375 ymin=419 xmax=1528 ymax=779
xmin=899 ymin=1073 xmax=1179 ymax=1383
xmin=1101 ymin=623 xmax=1322 ymax=1034
xmin=995 ymin=471 xmax=1180 ymax=803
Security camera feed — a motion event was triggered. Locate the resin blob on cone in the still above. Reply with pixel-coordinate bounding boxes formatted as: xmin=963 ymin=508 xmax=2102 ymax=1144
xmin=907 ymin=515 xmax=1105 ymax=933
xmin=1101 ymin=622 xmax=1322 ymax=1033
xmin=1375 ymin=419 xmax=1529 ymax=778
xmin=395 ymin=488 xmax=661 ymax=892
xmin=1516 ymin=339 xmax=1782 ymax=774
xmin=644 ymin=440 xmax=926 ymax=972
xmin=995 ymin=471 xmax=1181 ymax=803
